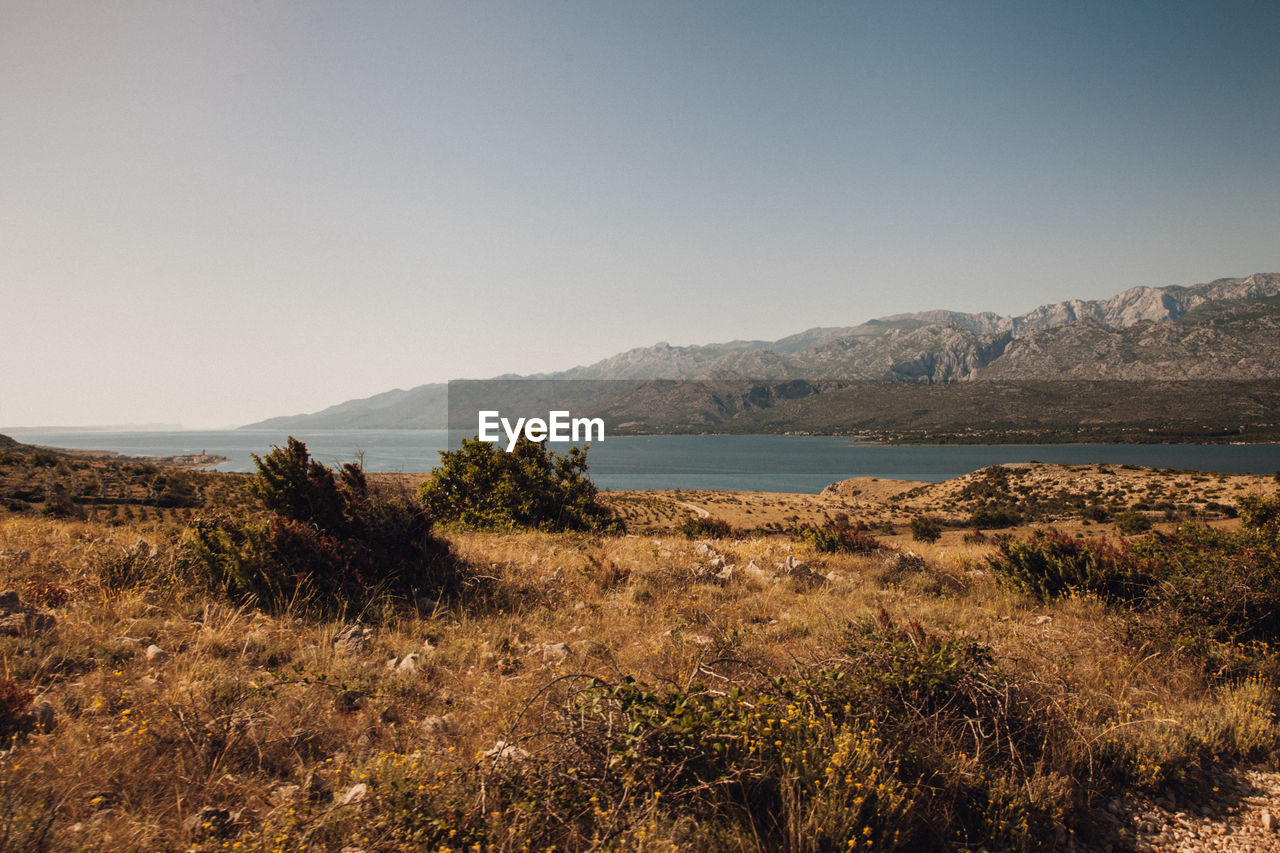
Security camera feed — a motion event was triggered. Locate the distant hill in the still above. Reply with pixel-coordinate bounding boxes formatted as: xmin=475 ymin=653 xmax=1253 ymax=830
xmin=242 ymin=273 xmax=1280 ymax=438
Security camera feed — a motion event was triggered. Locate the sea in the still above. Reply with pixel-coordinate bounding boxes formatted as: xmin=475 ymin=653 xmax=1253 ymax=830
xmin=5 ymin=428 xmax=1280 ymax=494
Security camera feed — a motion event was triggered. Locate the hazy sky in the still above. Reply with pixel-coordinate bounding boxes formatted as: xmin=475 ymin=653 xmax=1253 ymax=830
xmin=4 ymin=1 xmax=1279 ymax=428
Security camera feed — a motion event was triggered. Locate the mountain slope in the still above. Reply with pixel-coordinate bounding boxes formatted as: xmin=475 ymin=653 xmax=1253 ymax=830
xmin=241 ymin=273 xmax=1280 ymax=430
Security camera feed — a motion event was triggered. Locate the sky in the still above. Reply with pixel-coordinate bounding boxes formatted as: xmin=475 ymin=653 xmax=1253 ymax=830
xmin=3 ymin=1 xmax=1279 ymax=428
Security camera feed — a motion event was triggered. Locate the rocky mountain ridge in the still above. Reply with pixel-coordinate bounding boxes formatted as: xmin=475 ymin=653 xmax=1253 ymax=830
xmin=243 ymin=273 xmax=1280 ymax=430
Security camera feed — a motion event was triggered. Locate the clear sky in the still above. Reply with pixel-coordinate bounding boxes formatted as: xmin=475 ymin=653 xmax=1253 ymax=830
xmin=3 ymin=1 xmax=1278 ymax=428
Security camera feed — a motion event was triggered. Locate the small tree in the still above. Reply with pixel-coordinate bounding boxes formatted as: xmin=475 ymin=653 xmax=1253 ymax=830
xmin=420 ymin=437 xmax=619 ymax=532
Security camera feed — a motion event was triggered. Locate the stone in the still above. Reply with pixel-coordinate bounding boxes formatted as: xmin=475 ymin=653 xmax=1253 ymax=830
xmin=1262 ymin=810 xmax=1278 ymax=831
xmin=334 ymin=690 xmax=364 ymax=713
xmin=0 ymin=591 xmax=56 ymax=636
xmin=483 ymin=741 xmax=530 ymax=764
xmin=541 ymin=642 xmax=569 ymax=664
xmin=271 ymin=784 xmax=302 ymax=805
xmin=337 ymin=783 xmax=370 ymax=806
xmin=420 ymin=715 xmax=453 ymax=736
xmin=333 ymin=624 xmax=370 ymax=656
xmin=145 ymin=644 xmax=167 ymax=662
xmin=396 ymin=653 xmax=420 ymax=674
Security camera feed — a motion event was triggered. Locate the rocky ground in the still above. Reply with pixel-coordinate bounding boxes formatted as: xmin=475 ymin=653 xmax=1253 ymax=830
xmin=1109 ymin=768 xmax=1280 ymax=852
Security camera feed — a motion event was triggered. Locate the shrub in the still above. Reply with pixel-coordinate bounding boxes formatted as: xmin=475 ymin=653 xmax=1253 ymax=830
xmin=909 ymin=515 xmax=942 ymax=543
xmin=795 ymin=523 xmax=883 ymax=553
xmin=1129 ymin=522 xmax=1280 ymax=648
xmin=1238 ymin=494 xmax=1280 ymax=531
xmin=987 ymin=529 xmax=1148 ymax=603
xmin=470 ymin=610 xmax=1072 ymax=851
xmin=190 ymin=437 xmax=457 ymax=616
xmin=419 ymin=437 xmax=619 ymax=532
xmin=676 ymin=515 xmax=734 ymax=538
xmin=0 ymin=679 xmax=33 ymax=741
xmin=1114 ymin=510 xmax=1152 ymax=535
xmin=968 ymin=507 xmax=1022 ymax=529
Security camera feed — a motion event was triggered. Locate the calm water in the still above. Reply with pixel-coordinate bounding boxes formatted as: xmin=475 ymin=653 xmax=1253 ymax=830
xmin=5 ymin=428 xmax=1280 ymax=493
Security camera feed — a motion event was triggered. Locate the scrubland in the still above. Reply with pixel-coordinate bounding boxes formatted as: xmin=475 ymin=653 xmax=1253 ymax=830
xmin=2 ymin=446 xmax=1280 ymax=851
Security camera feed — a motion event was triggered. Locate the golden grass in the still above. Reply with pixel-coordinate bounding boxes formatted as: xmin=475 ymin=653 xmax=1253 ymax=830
xmin=1 ymin=464 xmax=1279 ymax=849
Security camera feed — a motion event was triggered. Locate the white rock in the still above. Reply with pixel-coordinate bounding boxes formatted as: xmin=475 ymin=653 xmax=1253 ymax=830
xmin=484 ymin=741 xmax=529 ymax=764
xmin=145 ymin=644 xmax=167 ymax=662
xmin=337 ymin=783 xmax=369 ymax=806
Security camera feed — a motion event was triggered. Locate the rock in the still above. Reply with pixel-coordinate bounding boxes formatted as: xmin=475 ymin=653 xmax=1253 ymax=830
xmin=1033 ymin=615 xmax=1054 ymax=626
xmin=337 ymin=783 xmax=370 ymax=806
xmin=541 ymin=642 xmax=569 ymax=664
xmin=420 ymin=715 xmax=453 ymax=736
xmin=884 ymin=552 xmax=928 ymax=573
xmin=145 ymin=644 xmax=167 ymax=662
xmin=1262 ymin=810 xmax=1278 ymax=831
xmin=744 ymin=560 xmax=770 ymax=581
xmin=483 ymin=741 xmax=530 ymax=764
xmin=781 ymin=556 xmax=825 ymax=587
xmin=333 ymin=624 xmax=370 ymax=656
xmin=396 ymin=653 xmax=420 ymax=674
xmin=695 ymin=542 xmax=714 ymax=557
xmin=0 ymin=591 xmax=56 ymax=636
xmin=715 ymin=565 xmax=737 ymax=582
xmin=271 ymin=784 xmax=301 ymax=805
xmin=334 ymin=690 xmax=364 ymax=713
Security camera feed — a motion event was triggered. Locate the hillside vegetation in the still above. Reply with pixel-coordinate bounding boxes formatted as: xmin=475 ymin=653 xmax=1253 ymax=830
xmin=2 ymin=444 xmax=1280 ymax=850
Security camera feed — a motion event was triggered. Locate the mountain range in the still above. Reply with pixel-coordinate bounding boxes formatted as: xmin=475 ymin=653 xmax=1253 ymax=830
xmin=245 ymin=273 xmax=1280 ymax=439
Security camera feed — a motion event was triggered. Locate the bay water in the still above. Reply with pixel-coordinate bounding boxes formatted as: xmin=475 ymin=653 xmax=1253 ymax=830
xmin=5 ymin=428 xmax=1280 ymax=493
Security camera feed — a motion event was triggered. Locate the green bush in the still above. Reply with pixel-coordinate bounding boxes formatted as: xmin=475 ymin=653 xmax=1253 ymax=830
xmin=795 ymin=523 xmax=883 ymax=553
xmin=190 ymin=437 xmax=457 ymax=616
xmin=987 ymin=529 xmax=1147 ymax=603
xmin=676 ymin=515 xmax=735 ymax=538
xmin=1114 ymin=510 xmax=1152 ymax=535
xmin=1128 ymin=522 xmax=1280 ymax=647
xmin=967 ymin=507 xmax=1022 ymax=529
xmin=419 ymin=437 xmax=619 ymax=532
xmin=909 ymin=515 xmax=942 ymax=543
xmin=1238 ymin=494 xmax=1280 ymax=531
xmin=991 ymin=520 xmax=1280 ymax=653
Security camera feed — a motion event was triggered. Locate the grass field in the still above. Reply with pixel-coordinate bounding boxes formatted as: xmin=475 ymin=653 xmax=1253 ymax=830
xmin=1 ymin=442 xmax=1279 ymax=851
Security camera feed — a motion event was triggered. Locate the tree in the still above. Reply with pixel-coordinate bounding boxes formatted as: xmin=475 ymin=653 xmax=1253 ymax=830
xmin=419 ymin=437 xmax=620 ymax=532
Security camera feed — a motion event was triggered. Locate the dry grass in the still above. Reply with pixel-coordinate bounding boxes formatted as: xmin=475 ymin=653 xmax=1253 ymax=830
xmin=1 ymin=462 xmax=1279 ymax=850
